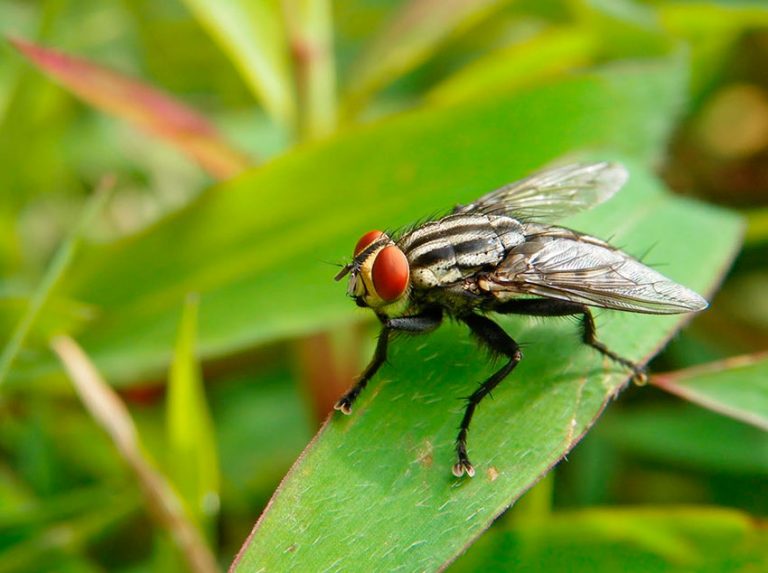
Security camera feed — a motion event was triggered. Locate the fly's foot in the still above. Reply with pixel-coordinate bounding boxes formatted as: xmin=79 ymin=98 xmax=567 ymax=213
xmin=631 ymin=364 xmax=648 ymax=386
xmin=333 ymin=396 xmax=354 ymax=415
xmin=452 ymin=459 xmax=475 ymax=478
xmin=453 ymin=441 xmax=476 ymax=478
xmin=603 ymin=347 xmax=647 ymax=386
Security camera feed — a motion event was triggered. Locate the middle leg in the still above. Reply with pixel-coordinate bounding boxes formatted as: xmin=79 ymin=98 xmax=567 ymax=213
xmin=454 ymin=313 xmax=522 ymax=477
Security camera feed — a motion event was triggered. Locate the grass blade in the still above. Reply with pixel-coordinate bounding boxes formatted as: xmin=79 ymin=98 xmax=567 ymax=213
xmin=51 ymin=335 xmax=219 ymax=573
xmin=180 ymin=0 xmax=297 ymax=128
xmin=167 ymin=294 xmax=220 ymax=538
xmin=0 ymin=177 xmax=113 ymax=389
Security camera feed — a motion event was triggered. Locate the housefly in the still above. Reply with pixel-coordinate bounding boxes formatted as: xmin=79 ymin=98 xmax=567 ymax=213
xmin=334 ymin=162 xmax=707 ymax=477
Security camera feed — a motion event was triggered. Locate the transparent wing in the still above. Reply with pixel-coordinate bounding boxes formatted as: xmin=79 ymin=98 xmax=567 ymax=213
xmin=453 ymin=162 xmax=628 ymax=222
xmin=485 ymin=230 xmax=708 ymax=314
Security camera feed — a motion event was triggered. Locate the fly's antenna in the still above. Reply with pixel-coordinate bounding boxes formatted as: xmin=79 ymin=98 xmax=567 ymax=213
xmin=334 ymin=263 xmax=353 ymax=281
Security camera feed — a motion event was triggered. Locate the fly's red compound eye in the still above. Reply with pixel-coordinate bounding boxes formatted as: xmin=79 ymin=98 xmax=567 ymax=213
xmin=354 ymin=230 xmax=384 ymax=257
xmin=371 ymin=246 xmax=409 ymax=302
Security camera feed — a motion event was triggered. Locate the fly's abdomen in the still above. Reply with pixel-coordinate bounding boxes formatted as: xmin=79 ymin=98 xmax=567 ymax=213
xmin=399 ymin=214 xmax=524 ymax=288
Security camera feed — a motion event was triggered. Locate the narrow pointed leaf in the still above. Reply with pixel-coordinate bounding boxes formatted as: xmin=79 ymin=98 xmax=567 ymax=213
xmin=429 ymin=27 xmax=596 ymax=105
xmin=652 ymin=353 xmax=768 ymax=431
xmin=11 ymin=38 xmax=251 ymax=179
xmin=180 ymin=0 xmax=297 ymax=127
xmin=167 ymin=295 xmax=220 ymax=537
xmin=230 ymin=167 xmax=742 ymax=571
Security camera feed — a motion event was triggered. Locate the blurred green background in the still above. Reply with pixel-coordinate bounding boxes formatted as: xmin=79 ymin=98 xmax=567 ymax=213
xmin=1 ymin=1 xmax=767 ymax=571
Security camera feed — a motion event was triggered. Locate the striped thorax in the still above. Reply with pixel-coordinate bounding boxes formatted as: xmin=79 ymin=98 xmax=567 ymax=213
xmin=398 ymin=213 xmax=525 ymax=288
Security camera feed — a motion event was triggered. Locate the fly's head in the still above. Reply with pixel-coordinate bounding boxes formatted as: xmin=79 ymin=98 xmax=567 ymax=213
xmin=335 ymin=230 xmax=410 ymax=315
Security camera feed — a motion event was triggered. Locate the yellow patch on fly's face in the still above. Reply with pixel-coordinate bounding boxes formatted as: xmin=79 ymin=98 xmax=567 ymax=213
xmin=348 ymin=240 xmax=410 ymax=316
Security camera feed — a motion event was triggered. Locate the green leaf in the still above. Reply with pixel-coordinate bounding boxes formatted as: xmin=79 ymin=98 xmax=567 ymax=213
xmin=230 ymin=167 xmax=741 ymax=571
xmin=0 ymin=179 xmax=112 ymax=390
xmin=343 ymin=0 xmax=515 ymax=112
xmin=658 ymin=2 xmax=768 ymax=99
xmin=11 ymin=58 xmax=690 ymax=389
xmin=571 ymin=0 xmax=671 ymax=60
xmin=10 ymin=39 xmax=251 ymax=179
xmin=652 ymin=353 xmax=768 ymax=432
xmin=179 ymin=0 xmax=297 ymax=128
xmin=0 ymin=487 xmax=136 ymax=573
xmin=166 ymin=294 xmax=220 ymax=538
xmin=428 ymin=26 xmax=597 ymax=106
xmin=601 ymin=404 xmax=768 ymax=475
xmin=450 ymin=506 xmax=768 ymax=573
xmin=282 ymin=0 xmax=337 ymax=139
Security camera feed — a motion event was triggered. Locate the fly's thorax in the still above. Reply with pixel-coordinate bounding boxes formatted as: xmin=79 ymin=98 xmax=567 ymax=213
xmin=399 ymin=213 xmax=525 ymax=288
xmin=345 ymin=231 xmax=411 ymax=312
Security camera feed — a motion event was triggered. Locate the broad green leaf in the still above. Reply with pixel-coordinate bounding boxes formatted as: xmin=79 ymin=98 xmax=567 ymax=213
xmin=10 ymin=58 xmax=689 ymax=389
xmin=166 ymin=295 xmax=220 ymax=538
xmin=179 ymin=0 xmax=297 ymax=128
xmin=343 ymin=0 xmax=515 ymax=112
xmin=10 ymin=39 xmax=251 ymax=179
xmin=428 ymin=26 xmax=597 ymax=105
xmin=652 ymin=353 xmax=768 ymax=432
xmin=450 ymin=506 xmax=768 ymax=573
xmin=230 ymin=167 xmax=742 ymax=571
xmin=601 ymin=404 xmax=768 ymax=475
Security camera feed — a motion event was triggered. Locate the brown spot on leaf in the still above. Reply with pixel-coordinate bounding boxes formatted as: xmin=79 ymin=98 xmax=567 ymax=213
xmin=416 ymin=441 xmax=433 ymax=467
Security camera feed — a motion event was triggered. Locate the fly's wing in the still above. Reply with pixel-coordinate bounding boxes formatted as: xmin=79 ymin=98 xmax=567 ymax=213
xmin=453 ymin=162 xmax=628 ymax=222
xmin=485 ymin=229 xmax=708 ymax=314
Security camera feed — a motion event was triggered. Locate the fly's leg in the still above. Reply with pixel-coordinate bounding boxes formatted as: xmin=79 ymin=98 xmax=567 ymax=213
xmin=333 ymin=327 xmax=389 ymax=415
xmin=454 ymin=314 xmax=522 ymax=478
xmin=580 ymin=307 xmax=647 ymax=384
xmin=494 ymin=299 xmax=647 ymax=383
xmin=334 ymin=310 xmax=443 ymax=415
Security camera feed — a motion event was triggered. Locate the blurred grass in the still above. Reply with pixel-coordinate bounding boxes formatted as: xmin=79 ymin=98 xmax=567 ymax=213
xmin=1 ymin=1 xmax=768 ymax=571
xmin=450 ymin=506 xmax=768 ymax=573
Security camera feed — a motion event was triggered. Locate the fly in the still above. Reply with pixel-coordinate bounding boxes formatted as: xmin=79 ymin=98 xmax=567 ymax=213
xmin=334 ymin=162 xmax=707 ymax=478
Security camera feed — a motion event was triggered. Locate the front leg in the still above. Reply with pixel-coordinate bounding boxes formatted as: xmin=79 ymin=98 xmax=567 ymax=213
xmin=334 ymin=309 xmax=443 ymax=415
